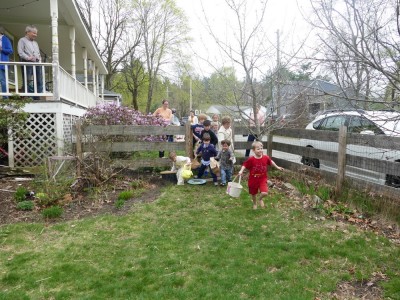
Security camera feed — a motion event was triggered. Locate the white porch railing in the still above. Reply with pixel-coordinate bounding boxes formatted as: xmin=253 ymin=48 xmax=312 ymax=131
xmin=0 ymin=62 xmax=100 ymax=108
xmin=58 ymin=66 xmax=98 ymax=108
xmin=0 ymin=62 xmax=52 ymax=97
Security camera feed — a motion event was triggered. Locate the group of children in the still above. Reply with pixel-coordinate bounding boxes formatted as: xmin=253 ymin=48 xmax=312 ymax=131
xmin=168 ymin=113 xmax=284 ymax=209
xmin=191 ymin=113 xmax=235 ymax=186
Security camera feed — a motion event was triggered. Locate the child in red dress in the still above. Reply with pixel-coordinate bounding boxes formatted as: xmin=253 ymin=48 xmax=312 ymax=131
xmin=238 ymin=141 xmax=284 ymax=209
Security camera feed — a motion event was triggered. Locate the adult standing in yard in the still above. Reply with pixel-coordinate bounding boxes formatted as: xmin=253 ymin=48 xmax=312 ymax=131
xmin=18 ymin=25 xmax=43 ymax=100
xmin=245 ymin=105 xmax=266 ymax=157
xmin=153 ymin=99 xmax=172 ymax=158
xmin=188 ymin=109 xmax=198 ymax=125
xmin=0 ymin=26 xmax=13 ymax=99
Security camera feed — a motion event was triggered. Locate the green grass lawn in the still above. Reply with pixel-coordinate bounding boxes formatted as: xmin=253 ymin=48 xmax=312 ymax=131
xmin=0 ymin=181 xmax=399 ymax=299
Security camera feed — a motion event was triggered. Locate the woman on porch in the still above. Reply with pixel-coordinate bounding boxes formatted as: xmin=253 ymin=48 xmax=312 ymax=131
xmin=0 ymin=26 xmax=13 ymax=99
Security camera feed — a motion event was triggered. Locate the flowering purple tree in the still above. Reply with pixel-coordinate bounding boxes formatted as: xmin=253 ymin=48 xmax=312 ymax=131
xmin=83 ymin=103 xmax=167 ymax=125
xmin=74 ymin=103 xmax=177 ymax=189
xmin=83 ymin=103 xmax=168 ymax=141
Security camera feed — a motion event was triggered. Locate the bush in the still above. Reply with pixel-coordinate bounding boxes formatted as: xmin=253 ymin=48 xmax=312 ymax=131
xmin=118 ymin=190 xmax=134 ymax=201
xmin=16 ymin=201 xmax=34 ymax=211
xmin=42 ymin=206 xmax=63 ymax=219
xmin=0 ymin=96 xmax=31 ymax=145
xmin=35 ymin=192 xmax=57 ymax=207
xmin=15 ymin=187 xmax=28 ymax=202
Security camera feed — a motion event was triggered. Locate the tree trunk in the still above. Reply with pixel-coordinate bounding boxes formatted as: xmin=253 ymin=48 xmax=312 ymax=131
xmin=132 ymin=86 xmax=139 ymax=111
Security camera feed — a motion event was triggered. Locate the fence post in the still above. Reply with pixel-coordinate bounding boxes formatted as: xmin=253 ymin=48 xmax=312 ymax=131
xmin=7 ymin=127 xmax=14 ymax=168
xmin=267 ymin=119 xmax=273 ymax=158
xmin=75 ymin=120 xmax=83 ymax=177
xmin=336 ymin=125 xmax=347 ymax=196
xmin=185 ymin=122 xmax=193 ymax=159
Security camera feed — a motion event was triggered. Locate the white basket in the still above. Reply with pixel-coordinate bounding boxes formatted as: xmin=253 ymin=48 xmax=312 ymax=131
xmin=226 ymin=175 xmax=243 ymax=198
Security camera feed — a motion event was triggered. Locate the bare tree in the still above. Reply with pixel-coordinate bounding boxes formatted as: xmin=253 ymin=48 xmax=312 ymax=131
xmin=132 ymin=0 xmax=189 ymax=113
xmin=199 ymin=0 xmax=284 ymax=137
xmin=307 ymin=0 xmax=400 ymax=109
xmin=77 ymin=0 xmax=142 ymax=90
xmin=78 ymin=0 xmax=97 ymax=43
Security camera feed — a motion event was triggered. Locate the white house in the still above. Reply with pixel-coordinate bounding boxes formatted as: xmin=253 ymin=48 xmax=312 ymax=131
xmin=206 ymin=105 xmax=268 ymax=122
xmin=276 ymin=79 xmax=365 ymax=117
xmin=0 ymin=0 xmax=108 ymax=167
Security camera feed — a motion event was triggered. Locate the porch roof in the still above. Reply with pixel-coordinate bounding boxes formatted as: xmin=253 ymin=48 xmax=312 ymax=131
xmin=0 ymin=0 xmax=107 ymax=74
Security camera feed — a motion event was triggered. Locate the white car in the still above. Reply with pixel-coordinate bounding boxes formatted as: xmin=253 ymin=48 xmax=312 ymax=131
xmin=301 ymin=110 xmax=400 ymax=187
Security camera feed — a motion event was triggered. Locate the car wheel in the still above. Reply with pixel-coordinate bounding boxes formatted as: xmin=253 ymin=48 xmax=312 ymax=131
xmin=301 ymin=157 xmax=320 ymax=168
xmin=385 ymin=160 xmax=400 ymax=188
xmin=301 ymin=154 xmax=320 ymax=168
xmin=385 ymin=174 xmax=400 ymax=188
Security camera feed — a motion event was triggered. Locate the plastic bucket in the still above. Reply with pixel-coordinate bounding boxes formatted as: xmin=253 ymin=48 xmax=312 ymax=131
xmin=226 ymin=175 xmax=242 ymax=198
xmin=181 ymin=165 xmax=193 ymax=180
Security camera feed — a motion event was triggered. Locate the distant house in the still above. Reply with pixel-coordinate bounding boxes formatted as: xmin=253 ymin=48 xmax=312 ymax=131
xmin=0 ymin=0 xmax=108 ymax=167
xmin=102 ymin=89 xmax=122 ymax=106
xmin=206 ymin=105 xmax=251 ymax=121
xmin=76 ymin=74 xmax=122 ymax=106
xmin=276 ymin=79 xmax=362 ymax=117
xmin=206 ymin=104 xmax=270 ymax=123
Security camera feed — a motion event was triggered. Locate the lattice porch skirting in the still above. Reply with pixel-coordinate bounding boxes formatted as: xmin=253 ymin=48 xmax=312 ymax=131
xmin=10 ymin=112 xmax=79 ymax=167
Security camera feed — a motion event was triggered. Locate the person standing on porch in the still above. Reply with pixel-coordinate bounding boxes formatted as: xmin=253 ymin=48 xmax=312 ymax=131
xmin=153 ymin=99 xmax=172 ymax=158
xmin=0 ymin=26 xmax=13 ymax=99
xmin=17 ymin=25 xmax=43 ymax=99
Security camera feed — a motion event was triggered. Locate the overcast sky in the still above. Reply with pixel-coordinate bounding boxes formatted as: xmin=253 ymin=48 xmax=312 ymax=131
xmin=174 ymin=0 xmax=313 ymax=78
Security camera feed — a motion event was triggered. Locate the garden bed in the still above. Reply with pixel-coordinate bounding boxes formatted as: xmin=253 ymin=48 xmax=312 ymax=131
xmin=0 ymin=172 xmax=166 ymax=225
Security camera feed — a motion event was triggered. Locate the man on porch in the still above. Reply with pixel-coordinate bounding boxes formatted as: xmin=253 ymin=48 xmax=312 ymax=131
xmin=17 ymin=25 xmax=43 ymax=100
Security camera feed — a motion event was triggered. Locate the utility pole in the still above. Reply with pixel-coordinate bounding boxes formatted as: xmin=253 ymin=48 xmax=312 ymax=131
xmin=189 ymin=78 xmax=193 ymax=111
xmin=276 ymin=30 xmax=281 ymax=116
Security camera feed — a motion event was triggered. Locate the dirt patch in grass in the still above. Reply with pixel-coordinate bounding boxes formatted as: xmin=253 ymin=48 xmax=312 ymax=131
xmin=320 ymin=272 xmax=389 ymax=300
xmin=0 ymin=172 xmax=167 ymax=225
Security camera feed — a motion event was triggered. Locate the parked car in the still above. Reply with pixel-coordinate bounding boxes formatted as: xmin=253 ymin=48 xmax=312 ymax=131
xmin=266 ymin=114 xmax=304 ymax=127
xmin=181 ymin=117 xmax=189 ymax=125
xmin=277 ymin=114 xmax=294 ymax=122
xmin=300 ymin=110 xmax=400 ymax=187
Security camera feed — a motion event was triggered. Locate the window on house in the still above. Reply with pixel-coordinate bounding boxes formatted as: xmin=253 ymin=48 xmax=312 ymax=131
xmin=309 ymin=103 xmax=321 ymax=115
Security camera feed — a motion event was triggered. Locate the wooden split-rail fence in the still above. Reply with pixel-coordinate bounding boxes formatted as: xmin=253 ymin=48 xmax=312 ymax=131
xmin=72 ymin=121 xmax=400 ymax=199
